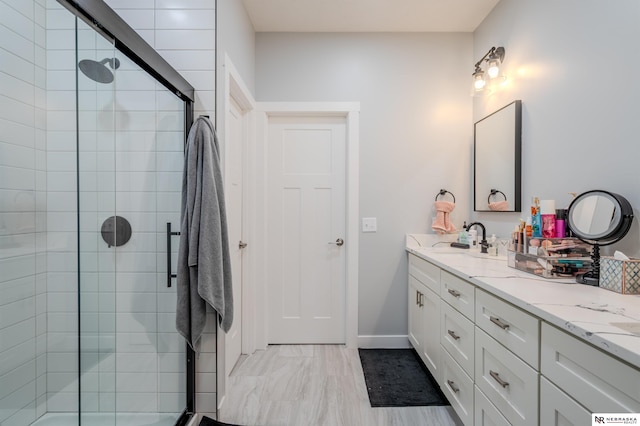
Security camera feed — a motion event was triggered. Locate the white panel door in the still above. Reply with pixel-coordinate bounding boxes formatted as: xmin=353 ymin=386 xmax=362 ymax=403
xmin=267 ymin=115 xmax=346 ymax=344
xmin=225 ymin=96 xmax=244 ymax=376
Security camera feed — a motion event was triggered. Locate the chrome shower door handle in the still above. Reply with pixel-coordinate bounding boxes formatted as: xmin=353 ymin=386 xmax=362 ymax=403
xmin=328 ymin=238 xmax=344 ymax=246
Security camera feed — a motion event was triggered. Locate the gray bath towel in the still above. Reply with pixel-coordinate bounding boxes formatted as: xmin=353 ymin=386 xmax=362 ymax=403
xmin=176 ymin=116 xmax=233 ymax=351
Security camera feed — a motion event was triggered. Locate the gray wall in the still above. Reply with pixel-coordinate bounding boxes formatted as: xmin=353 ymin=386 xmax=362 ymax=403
xmin=471 ymin=0 xmax=640 ymax=257
xmin=255 ymin=33 xmax=473 ymax=339
xmin=217 ymin=0 xmax=256 ymax=93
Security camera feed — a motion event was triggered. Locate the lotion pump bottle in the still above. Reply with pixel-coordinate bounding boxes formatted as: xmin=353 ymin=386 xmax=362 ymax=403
xmin=458 ymin=221 xmax=468 ymax=244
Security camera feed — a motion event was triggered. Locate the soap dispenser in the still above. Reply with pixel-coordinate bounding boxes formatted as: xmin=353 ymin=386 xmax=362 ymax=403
xmin=458 ymin=221 xmax=468 ymax=244
xmin=488 ymin=234 xmax=498 ymax=256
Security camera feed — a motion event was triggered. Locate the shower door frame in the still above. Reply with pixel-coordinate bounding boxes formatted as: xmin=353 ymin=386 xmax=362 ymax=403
xmin=56 ymin=1 xmax=196 ymax=425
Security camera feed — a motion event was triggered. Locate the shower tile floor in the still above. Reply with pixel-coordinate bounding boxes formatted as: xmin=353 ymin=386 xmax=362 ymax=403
xmin=219 ymin=345 xmax=462 ymax=426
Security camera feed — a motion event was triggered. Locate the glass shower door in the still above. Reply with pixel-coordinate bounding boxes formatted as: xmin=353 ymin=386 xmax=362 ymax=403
xmin=76 ymin=16 xmax=186 ymax=426
xmin=76 ymin=16 xmax=117 ymax=425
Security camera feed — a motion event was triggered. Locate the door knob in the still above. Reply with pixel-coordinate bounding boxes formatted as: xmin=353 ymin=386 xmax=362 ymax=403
xmin=328 ymin=238 xmax=344 ymax=246
xmin=239 ymin=241 xmax=248 ymax=249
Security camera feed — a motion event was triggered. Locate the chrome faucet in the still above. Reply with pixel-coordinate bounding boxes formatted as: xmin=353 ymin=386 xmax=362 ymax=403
xmin=466 ymin=222 xmax=488 ymax=253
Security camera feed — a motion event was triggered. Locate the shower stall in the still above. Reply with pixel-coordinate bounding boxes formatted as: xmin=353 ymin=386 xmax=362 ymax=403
xmin=1 ymin=0 xmax=195 ymax=425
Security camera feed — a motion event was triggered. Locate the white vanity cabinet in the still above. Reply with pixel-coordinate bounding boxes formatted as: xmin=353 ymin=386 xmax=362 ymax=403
xmin=539 ymin=376 xmax=590 ymax=426
xmin=407 ymin=250 xmax=640 ymax=426
xmin=441 ymin=347 xmax=474 ymax=426
xmin=440 ymin=271 xmax=476 ymax=426
xmin=474 ymin=385 xmax=510 ymax=426
xmin=475 ymin=328 xmax=538 ymax=426
xmin=408 ymin=276 xmax=426 ymax=355
xmin=475 ymin=289 xmax=539 ymax=369
xmin=441 ymin=270 xmax=475 ymax=320
xmin=408 ymin=255 xmax=441 ymax=380
xmin=541 ymin=322 xmax=640 ymax=416
xmin=441 ymin=301 xmax=474 ymax=376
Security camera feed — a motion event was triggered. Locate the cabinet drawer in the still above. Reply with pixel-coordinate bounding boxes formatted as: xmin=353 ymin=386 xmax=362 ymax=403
xmin=441 ymin=348 xmax=474 ymax=426
xmin=540 ymin=376 xmax=590 ymax=426
xmin=474 ymin=385 xmax=511 ymax=426
xmin=409 ymin=254 xmax=440 ymax=294
xmin=441 ymin=301 xmax=474 ymax=377
xmin=541 ymin=322 xmax=640 ymax=413
xmin=475 ymin=328 xmax=538 ymax=426
xmin=475 ymin=289 xmax=539 ymax=369
xmin=441 ymin=271 xmax=474 ymax=320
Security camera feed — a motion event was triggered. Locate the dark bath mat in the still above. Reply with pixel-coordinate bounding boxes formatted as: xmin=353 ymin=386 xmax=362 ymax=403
xmin=358 ymin=348 xmax=449 ymax=407
xmin=199 ymin=416 xmax=241 ymax=426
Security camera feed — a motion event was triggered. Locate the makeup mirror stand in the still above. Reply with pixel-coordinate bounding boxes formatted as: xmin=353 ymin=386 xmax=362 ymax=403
xmin=567 ymin=190 xmax=634 ymax=286
xmin=576 ymin=243 xmax=600 ymax=286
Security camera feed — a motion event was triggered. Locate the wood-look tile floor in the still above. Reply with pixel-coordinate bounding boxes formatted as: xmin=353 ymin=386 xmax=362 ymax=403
xmin=218 ymin=345 xmax=462 ymax=426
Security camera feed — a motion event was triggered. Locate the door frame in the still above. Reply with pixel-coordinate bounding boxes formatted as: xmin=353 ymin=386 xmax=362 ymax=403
xmin=216 ymin=53 xmax=255 ymax=412
xmin=254 ymin=102 xmax=360 ymax=349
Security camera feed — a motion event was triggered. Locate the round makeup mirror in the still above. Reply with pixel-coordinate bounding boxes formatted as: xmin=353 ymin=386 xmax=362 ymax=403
xmin=566 ymin=190 xmax=634 ymax=285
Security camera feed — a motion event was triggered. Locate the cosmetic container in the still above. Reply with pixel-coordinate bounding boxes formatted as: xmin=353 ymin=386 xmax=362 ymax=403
xmin=540 ymin=199 xmax=556 ymax=238
xmin=555 ymin=209 xmax=567 ymax=238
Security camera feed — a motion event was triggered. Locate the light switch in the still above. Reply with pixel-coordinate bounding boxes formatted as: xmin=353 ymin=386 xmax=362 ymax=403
xmin=362 ymin=217 xmax=377 ymax=233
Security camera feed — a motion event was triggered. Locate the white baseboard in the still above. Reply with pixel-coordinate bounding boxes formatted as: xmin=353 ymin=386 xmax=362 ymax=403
xmin=357 ymin=335 xmax=411 ymax=348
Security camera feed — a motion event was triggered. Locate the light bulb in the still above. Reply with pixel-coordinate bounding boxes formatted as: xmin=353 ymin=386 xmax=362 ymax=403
xmin=487 ymin=59 xmax=500 ymax=79
xmin=473 ymin=73 xmax=485 ymax=91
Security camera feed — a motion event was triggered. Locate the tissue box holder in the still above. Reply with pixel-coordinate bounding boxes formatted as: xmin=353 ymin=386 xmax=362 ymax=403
xmin=600 ymin=256 xmax=640 ymax=294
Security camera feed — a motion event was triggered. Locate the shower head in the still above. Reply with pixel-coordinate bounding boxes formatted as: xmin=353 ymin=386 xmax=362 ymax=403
xmin=78 ymin=57 xmax=120 ymax=84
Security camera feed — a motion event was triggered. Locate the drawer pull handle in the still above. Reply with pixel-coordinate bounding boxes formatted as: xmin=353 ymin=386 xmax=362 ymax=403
xmin=489 ymin=370 xmax=509 ymax=388
xmin=416 ymin=290 xmax=420 ymax=306
xmin=447 ymin=329 xmax=461 ymax=340
xmin=447 ymin=379 xmax=460 ymax=393
xmin=490 ymin=316 xmax=510 ymax=330
xmin=447 ymin=288 xmax=461 ymax=298
xmin=419 ymin=292 xmax=424 ymax=307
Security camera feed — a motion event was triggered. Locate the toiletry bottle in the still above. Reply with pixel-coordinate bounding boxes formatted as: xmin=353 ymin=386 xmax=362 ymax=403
xmin=531 ymin=197 xmax=542 ymax=238
xmin=555 ymin=209 xmax=567 ymax=238
xmin=488 ymin=234 xmax=498 ymax=256
xmin=540 ymin=199 xmax=556 ymax=238
xmin=512 ymin=225 xmax=520 ymax=252
xmin=468 ymin=229 xmax=477 ymax=250
xmin=458 ymin=221 xmax=468 ymax=244
xmin=518 ymin=220 xmax=525 ymax=253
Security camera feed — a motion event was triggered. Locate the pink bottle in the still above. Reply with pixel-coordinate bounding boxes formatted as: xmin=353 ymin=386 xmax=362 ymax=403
xmin=540 ymin=200 xmax=556 ymax=238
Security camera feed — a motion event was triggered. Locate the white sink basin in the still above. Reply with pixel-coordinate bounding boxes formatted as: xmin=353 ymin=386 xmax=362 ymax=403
xmin=413 ymin=247 xmax=507 ymax=261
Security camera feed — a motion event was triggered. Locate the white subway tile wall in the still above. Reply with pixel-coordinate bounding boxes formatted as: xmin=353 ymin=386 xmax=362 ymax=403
xmin=2 ymin=0 xmax=214 ymax=424
xmin=104 ymin=0 xmax=218 ymax=418
xmin=0 ymin=0 xmax=48 ymax=424
xmin=44 ymin=1 xmax=79 ymax=416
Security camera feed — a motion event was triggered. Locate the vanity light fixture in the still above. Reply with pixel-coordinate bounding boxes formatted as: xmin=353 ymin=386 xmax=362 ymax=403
xmin=472 ymin=46 xmax=505 ymax=92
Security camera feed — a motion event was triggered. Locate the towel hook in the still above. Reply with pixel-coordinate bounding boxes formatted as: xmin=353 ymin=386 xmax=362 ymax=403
xmin=488 ymin=189 xmax=507 ymax=204
xmin=435 ymin=189 xmax=455 ymax=203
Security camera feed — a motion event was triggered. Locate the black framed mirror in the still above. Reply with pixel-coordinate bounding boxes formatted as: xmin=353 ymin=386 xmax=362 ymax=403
xmin=567 ymin=190 xmax=634 ymax=285
xmin=474 ymin=100 xmax=522 ymax=212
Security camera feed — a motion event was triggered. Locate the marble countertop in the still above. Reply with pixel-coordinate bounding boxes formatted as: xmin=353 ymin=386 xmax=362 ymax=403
xmin=406 ymin=234 xmax=640 ymax=368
